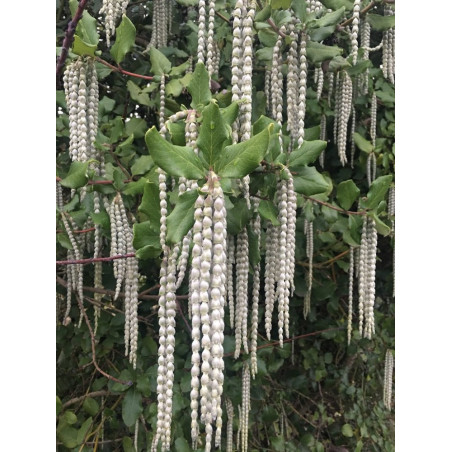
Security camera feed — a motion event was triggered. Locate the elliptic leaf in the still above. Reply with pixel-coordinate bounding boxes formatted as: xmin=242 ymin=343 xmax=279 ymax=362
xmin=336 ymin=180 xmax=360 ymax=211
xmin=289 ymin=140 xmax=327 ymax=168
xmin=72 ymin=35 xmax=97 ymax=57
xmin=362 ymin=175 xmax=393 ymax=210
xmin=111 ymin=15 xmax=136 ymax=64
xmin=216 ymin=125 xmax=272 ymax=178
xmin=138 ymin=182 xmax=161 ymax=232
xmin=145 ymin=127 xmax=206 ymax=179
xmin=122 ymin=387 xmax=143 ymax=427
xmin=82 ymin=398 xmax=99 ymax=416
xmin=220 ymin=102 xmax=239 ymax=126
xmin=314 ymin=7 xmax=345 ymax=27
xmin=353 ymin=132 xmax=374 ymax=153
xmin=258 ymin=200 xmax=280 ymax=226
xmin=306 ymin=41 xmax=343 ymax=63
xmin=187 ymin=63 xmax=212 ymax=108
xmin=166 ymin=190 xmax=198 ymax=244
xmin=293 ymin=166 xmax=332 ymax=196
xmin=133 ymin=221 xmax=161 ymax=254
xmin=59 ymin=161 xmax=90 ymax=189
xmin=127 ymin=80 xmax=152 ymax=107
xmin=366 ymin=13 xmax=395 ymax=31
xmin=227 ymin=199 xmax=252 ymax=235
xmin=174 ymin=437 xmax=191 ymax=452
xmin=198 ymin=101 xmax=229 ymax=167
xmin=342 ymin=423 xmax=354 ymax=437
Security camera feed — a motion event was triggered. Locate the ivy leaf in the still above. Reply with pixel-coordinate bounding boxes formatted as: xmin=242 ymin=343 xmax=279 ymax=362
xmin=306 ymin=41 xmax=343 ymax=63
xmin=166 ymin=190 xmax=198 ymax=244
xmin=187 ymin=63 xmax=211 ymax=108
xmin=59 ymin=161 xmax=90 ymax=189
xmin=127 ymin=80 xmax=152 ymax=107
xmin=216 ymin=125 xmax=272 ymax=178
xmin=353 ymin=132 xmax=373 ymax=153
xmin=111 ymin=15 xmax=136 ymax=64
xmin=289 ymin=140 xmax=327 ymax=168
xmin=362 ymin=175 xmax=393 ymax=210
xmin=198 ymin=101 xmax=229 ymax=168
xmin=122 ymin=388 xmax=142 ymax=427
xmin=366 ymin=13 xmax=395 ymax=31
xmin=293 ymin=166 xmax=332 ymax=196
xmin=145 ymin=126 xmax=206 ymax=179
xmin=149 ymin=46 xmax=171 ymax=75
xmin=258 ymin=200 xmax=280 ymax=226
xmin=336 ymin=180 xmax=360 ymax=211
xmin=138 ymin=182 xmax=161 ymax=232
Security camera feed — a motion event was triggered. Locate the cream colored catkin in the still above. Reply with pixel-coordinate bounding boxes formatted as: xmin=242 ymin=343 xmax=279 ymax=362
xmin=351 ymin=0 xmax=361 ymax=65
xmin=264 ymin=222 xmax=278 ymax=340
xmin=364 ymin=218 xmax=377 ymax=339
xmin=226 ymin=398 xmax=234 ymax=452
xmin=382 ymin=6 xmax=395 ymax=84
xmin=100 ymin=0 xmax=130 ymax=47
xmin=241 ymin=362 xmax=251 ymax=452
xmin=197 ymin=0 xmax=207 ymax=64
xmin=383 ymin=349 xmax=394 ymax=409
xmin=297 ymin=32 xmax=308 ymax=148
xmin=206 ymin=0 xmax=216 ymax=76
xmin=358 ymin=216 xmax=368 ymax=336
xmin=388 ymin=186 xmax=395 ymax=298
xmin=231 ymin=0 xmax=244 ymax=143
xmin=235 ymin=228 xmax=249 ymax=358
xmin=347 ymin=246 xmax=354 ymax=345
xmin=287 ymin=25 xmax=299 ymax=149
xmin=304 ymin=219 xmax=314 ymax=319
xmin=370 ymin=92 xmax=377 ymax=147
xmin=227 ymin=234 xmax=235 ymax=328
xmin=250 ymin=208 xmax=261 ymax=378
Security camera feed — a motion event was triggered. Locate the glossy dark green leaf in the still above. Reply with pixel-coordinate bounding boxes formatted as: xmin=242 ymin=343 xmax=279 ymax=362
xmin=336 ymin=180 xmax=360 ymax=210
xmin=127 ymin=80 xmax=152 ymax=107
xmin=131 ymin=156 xmax=154 ymax=176
xmin=306 ymin=41 xmax=343 ymax=63
xmin=256 ymin=4 xmax=272 ymax=21
xmin=258 ymin=200 xmax=280 ymax=226
xmin=138 ymin=182 xmax=161 ymax=232
xmin=366 ymin=13 xmax=395 ymax=31
xmin=314 ymin=7 xmax=345 ymax=27
xmin=291 ymin=0 xmax=307 ymax=22
xmin=133 ymin=222 xmax=161 ymax=256
xmin=57 ymin=425 xmax=79 ymax=448
xmin=217 ymin=125 xmax=272 ymax=178
xmin=319 ymin=0 xmax=353 ymax=11
xmin=248 ymin=226 xmax=261 ymax=267
xmin=198 ymin=101 xmax=229 ymax=168
xmin=188 ymin=63 xmax=212 ymax=108
xmin=220 ymin=102 xmax=239 ymax=126
xmin=289 ymin=140 xmax=327 ymax=168
xmin=328 ymin=55 xmax=351 ymax=72
xmin=111 ymin=15 xmax=136 ymax=64
xmin=362 ymin=175 xmax=393 ymax=210
xmin=122 ymin=387 xmax=143 ymax=427
xmin=125 ymin=119 xmax=148 ymax=140
xmin=149 ymin=46 xmax=172 ymax=75
xmin=310 ymin=25 xmax=336 ymax=42
xmin=69 ymin=0 xmax=98 ymax=45
xmin=258 ymin=29 xmax=279 ymax=47
xmin=59 ymin=161 xmax=90 ymax=189
xmin=293 ymin=166 xmax=332 ymax=196
xmin=145 ymin=126 xmax=206 ymax=179
xmin=353 ymin=132 xmax=373 ymax=153
xmin=369 ymin=212 xmax=391 ymax=236
xmin=166 ymin=190 xmax=198 ymax=244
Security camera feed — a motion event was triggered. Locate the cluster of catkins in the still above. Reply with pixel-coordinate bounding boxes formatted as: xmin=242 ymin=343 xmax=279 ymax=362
xmin=149 ymin=0 xmax=172 ymax=49
xmin=107 ymin=194 xmax=139 ymax=368
xmin=100 ymin=0 xmax=130 ymax=46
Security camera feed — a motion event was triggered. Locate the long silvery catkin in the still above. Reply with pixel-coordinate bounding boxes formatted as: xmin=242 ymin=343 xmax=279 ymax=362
xmin=351 ymin=0 xmax=361 ymax=65
xmin=100 ymin=0 xmax=130 ymax=47
xmin=235 ymin=229 xmax=249 ymax=358
xmin=264 ymin=222 xmax=278 ymax=340
xmin=287 ymin=25 xmax=299 ymax=148
xmin=383 ymin=350 xmax=394 ymax=410
xmin=231 ymin=0 xmax=244 ymax=144
xmin=297 ymin=32 xmax=308 ymax=148
xmin=347 ymin=246 xmax=354 ymax=345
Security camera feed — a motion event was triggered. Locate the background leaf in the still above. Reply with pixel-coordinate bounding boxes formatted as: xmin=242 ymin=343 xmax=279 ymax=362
xmin=111 ymin=15 xmax=136 ymax=64
xmin=122 ymin=387 xmax=143 ymax=427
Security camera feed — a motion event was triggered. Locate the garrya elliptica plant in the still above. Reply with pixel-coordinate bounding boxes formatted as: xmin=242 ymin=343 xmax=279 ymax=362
xmin=56 ymin=0 xmax=395 ymax=450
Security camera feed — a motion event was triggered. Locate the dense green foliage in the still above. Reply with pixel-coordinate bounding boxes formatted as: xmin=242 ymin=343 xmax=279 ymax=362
xmin=56 ymin=0 xmax=395 ymax=450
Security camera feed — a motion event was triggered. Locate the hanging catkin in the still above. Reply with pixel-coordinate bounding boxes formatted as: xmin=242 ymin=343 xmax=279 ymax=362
xmin=383 ymin=349 xmax=394 ymax=409
xmin=100 ymin=0 xmax=130 ymax=47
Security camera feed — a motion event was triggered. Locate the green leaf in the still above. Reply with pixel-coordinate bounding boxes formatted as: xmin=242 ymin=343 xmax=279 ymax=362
xmin=369 ymin=212 xmax=391 ymax=236
xmin=188 ymin=63 xmax=212 ymax=108
xmin=57 ymin=425 xmax=79 ymax=448
xmin=253 ymin=115 xmax=279 ymax=136
xmin=336 ymin=180 xmax=360 ymax=210
xmin=306 ymin=41 xmax=343 ymax=63
xmin=166 ymin=78 xmax=184 ymax=97
xmin=56 ymin=396 xmax=62 ymax=416
xmin=77 ymin=417 xmax=93 ymax=444
xmin=132 ymin=221 xmax=160 ymax=255
xmin=174 ymin=437 xmax=191 ymax=452
xmin=220 ymin=102 xmax=239 ymax=126
xmin=131 ymin=155 xmax=154 ymax=176
xmin=328 ymin=55 xmax=351 ymax=72
xmin=310 ymin=25 xmax=336 ymax=42
xmin=362 ymin=175 xmax=393 ymax=210
xmin=122 ymin=387 xmax=143 ymax=427
xmin=272 ymin=0 xmax=291 ymax=8
xmin=258 ymin=200 xmax=280 ymax=226
xmin=353 ymin=132 xmax=373 ymax=153
xmin=291 ymin=0 xmax=307 ymax=23
xmin=149 ymin=46 xmax=172 ymax=75
xmin=83 ymin=398 xmax=99 ymax=416
xmin=72 ymin=35 xmax=97 ymax=57
xmin=227 ymin=199 xmax=252 ymax=235
xmin=111 ymin=15 xmax=136 ymax=64
xmin=293 ymin=166 xmax=332 ymax=196
xmin=138 ymin=183 xmax=161 ymax=232
xmin=70 ymin=0 xmax=99 ymax=45
xmin=60 ymin=161 xmax=90 ymax=189
xmin=198 ymin=101 xmax=229 ymax=168
xmin=248 ymin=226 xmax=261 ymax=267
xmin=314 ymin=7 xmax=345 ymax=27
xmin=319 ymin=0 xmax=353 ymax=11
xmin=256 ymin=4 xmax=272 ymax=22
xmin=258 ymin=29 xmax=279 ymax=47
xmin=145 ymin=127 xmax=206 ymax=179
xmin=342 ymin=423 xmax=354 ymax=437
xmin=166 ymin=190 xmax=198 ymax=244
xmin=366 ymin=13 xmax=395 ymax=31
xmin=123 ymin=436 xmax=135 ymax=452
xmin=216 ymin=125 xmax=272 ymax=178
xmin=289 ymin=140 xmax=327 ymax=168
xmin=127 ymin=80 xmax=152 ymax=107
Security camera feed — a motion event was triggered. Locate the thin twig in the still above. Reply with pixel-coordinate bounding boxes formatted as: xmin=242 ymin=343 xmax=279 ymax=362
xmin=303 ymin=195 xmax=367 ymax=216
xmin=62 ymin=390 xmax=110 ymax=409
xmin=76 ymin=295 xmax=133 ymax=386
xmin=56 ymin=0 xmax=89 ymax=87
xmin=56 ymin=253 xmax=136 ymax=265
xmin=339 ymin=0 xmax=395 ymax=29
xmin=95 ymin=56 xmax=154 ymax=80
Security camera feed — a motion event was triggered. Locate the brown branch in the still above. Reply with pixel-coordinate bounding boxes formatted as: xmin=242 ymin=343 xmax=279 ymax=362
xmin=56 ymin=175 xmax=132 ymax=186
xmin=95 ymin=56 xmax=154 ymax=80
xmin=302 ymin=195 xmax=367 ymax=216
xmin=339 ymin=1 xmax=394 ymax=29
xmin=297 ymin=249 xmax=350 ymax=269
xmin=62 ymin=390 xmax=110 ymax=409
xmin=56 ymin=0 xmax=90 ymax=87
xmin=56 ymin=253 xmax=136 ymax=265
xmin=76 ymin=295 xmax=133 ymax=386
xmin=267 ymin=18 xmax=286 ymax=38
xmin=215 ymin=10 xmax=230 ymax=23
xmin=56 ymin=226 xmax=96 ymax=235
